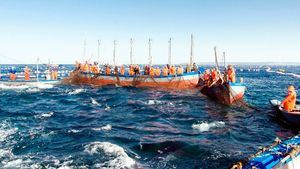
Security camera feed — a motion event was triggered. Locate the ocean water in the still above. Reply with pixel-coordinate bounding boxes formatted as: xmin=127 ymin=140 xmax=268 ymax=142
xmin=0 ymin=65 xmax=299 ymax=169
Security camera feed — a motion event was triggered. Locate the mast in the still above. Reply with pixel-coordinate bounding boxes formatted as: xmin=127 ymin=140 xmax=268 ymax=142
xmin=97 ymin=40 xmax=101 ymax=63
xmin=130 ymin=38 xmax=133 ymax=65
xmin=168 ymin=38 xmax=172 ymax=65
xmin=190 ymin=34 xmax=194 ymax=65
xmin=83 ymin=39 xmax=87 ymax=61
xmin=214 ymin=46 xmax=220 ymax=70
xmin=223 ymin=52 xmax=226 ymax=68
xmin=148 ymin=38 xmax=152 ymax=66
xmin=36 ymin=57 xmax=39 ymax=82
xmin=113 ymin=40 xmax=116 ymax=66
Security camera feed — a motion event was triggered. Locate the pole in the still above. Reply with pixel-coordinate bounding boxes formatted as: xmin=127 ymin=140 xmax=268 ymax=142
xmin=168 ymin=38 xmax=172 ymax=65
xmin=214 ymin=46 xmax=220 ymax=70
xmin=223 ymin=52 xmax=226 ymax=68
xmin=148 ymin=38 xmax=152 ymax=66
xmin=83 ymin=39 xmax=87 ymax=61
xmin=113 ymin=40 xmax=116 ymax=66
xmin=190 ymin=34 xmax=194 ymax=65
xmin=97 ymin=40 xmax=101 ymax=63
xmin=130 ymin=38 xmax=133 ymax=65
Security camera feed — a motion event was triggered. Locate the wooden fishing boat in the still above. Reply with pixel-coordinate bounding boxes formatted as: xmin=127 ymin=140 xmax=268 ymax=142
xmin=231 ymin=135 xmax=300 ymax=169
xmin=200 ymin=81 xmax=246 ymax=105
xmin=269 ymin=99 xmax=300 ymax=125
xmin=63 ymin=70 xmax=200 ymax=89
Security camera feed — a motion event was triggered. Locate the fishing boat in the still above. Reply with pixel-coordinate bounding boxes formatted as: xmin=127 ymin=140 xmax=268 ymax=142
xmin=64 ymin=70 xmax=200 ymax=89
xmin=200 ymin=81 xmax=246 ymax=105
xmin=231 ymin=136 xmax=300 ymax=169
xmin=269 ymin=99 xmax=300 ymax=125
xmin=64 ymin=35 xmax=200 ymax=89
xmin=198 ymin=47 xmax=246 ymax=104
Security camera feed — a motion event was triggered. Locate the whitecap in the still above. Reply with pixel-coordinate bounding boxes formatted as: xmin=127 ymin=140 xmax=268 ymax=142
xmin=105 ymin=104 xmax=111 ymax=111
xmin=68 ymin=88 xmax=83 ymax=95
xmin=35 ymin=112 xmax=54 ymax=119
xmin=0 ymin=84 xmax=29 ymax=90
xmin=91 ymin=97 xmax=100 ymax=106
xmin=92 ymin=124 xmax=112 ymax=131
xmin=145 ymin=100 xmax=163 ymax=105
xmin=192 ymin=121 xmax=225 ymax=132
xmin=3 ymin=159 xmax=23 ymax=168
xmin=68 ymin=129 xmax=81 ymax=133
xmin=0 ymin=123 xmax=18 ymax=142
xmin=26 ymin=88 xmax=41 ymax=93
xmin=84 ymin=142 xmax=136 ymax=169
xmin=35 ymin=83 xmax=53 ymax=89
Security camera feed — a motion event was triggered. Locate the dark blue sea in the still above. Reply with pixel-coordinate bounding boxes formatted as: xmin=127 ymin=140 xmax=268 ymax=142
xmin=0 ymin=65 xmax=299 ymax=169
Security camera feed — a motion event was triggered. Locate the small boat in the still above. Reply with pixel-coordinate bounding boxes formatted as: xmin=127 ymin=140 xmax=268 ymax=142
xmin=231 ymin=135 xmax=300 ymax=169
xmin=200 ymin=82 xmax=246 ymax=105
xmin=63 ymin=70 xmax=200 ymax=89
xmin=269 ymin=99 xmax=300 ymax=125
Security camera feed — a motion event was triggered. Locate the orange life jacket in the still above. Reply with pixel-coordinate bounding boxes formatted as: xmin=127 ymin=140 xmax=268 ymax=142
xmin=149 ymin=68 xmax=155 ymax=76
xmin=10 ymin=73 xmax=16 ymax=81
xmin=170 ymin=67 xmax=176 ymax=75
xmin=24 ymin=68 xmax=30 ymax=80
xmin=177 ymin=67 xmax=183 ymax=75
xmin=211 ymin=70 xmax=217 ymax=80
xmin=228 ymin=68 xmax=236 ymax=83
xmin=106 ymin=67 xmax=111 ymax=75
xmin=120 ymin=67 xmax=125 ymax=75
xmin=282 ymin=93 xmax=297 ymax=112
xmin=155 ymin=68 xmax=161 ymax=76
xmin=91 ymin=65 xmax=99 ymax=73
xmin=162 ymin=67 xmax=168 ymax=76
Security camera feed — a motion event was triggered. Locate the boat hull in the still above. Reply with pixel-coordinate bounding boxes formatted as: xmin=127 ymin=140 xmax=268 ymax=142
xmin=200 ymin=82 xmax=246 ymax=104
xmin=0 ymin=80 xmax=60 ymax=86
xmin=237 ymin=135 xmax=300 ymax=169
xmin=269 ymin=99 xmax=300 ymax=125
xmin=63 ymin=71 xmax=200 ymax=89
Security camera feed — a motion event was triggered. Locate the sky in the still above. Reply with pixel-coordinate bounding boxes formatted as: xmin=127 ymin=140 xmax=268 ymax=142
xmin=0 ymin=0 xmax=299 ymax=64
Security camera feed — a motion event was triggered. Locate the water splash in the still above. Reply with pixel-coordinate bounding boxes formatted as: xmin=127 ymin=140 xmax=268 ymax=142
xmin=192 ymin=121 xmax=225 ymax=132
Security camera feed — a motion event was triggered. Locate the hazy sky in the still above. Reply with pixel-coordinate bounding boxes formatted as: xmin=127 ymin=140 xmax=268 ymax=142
xmin=0 ymin=0 xmax=299 ymax=64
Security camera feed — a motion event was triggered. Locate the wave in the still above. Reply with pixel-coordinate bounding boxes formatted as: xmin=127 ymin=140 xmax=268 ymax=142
xmin=0 ymin=122 xmax=18 ymax=142
xmin=84 ymin=141 xmax=136 ymax=169
xmin=145 ymin=100 xmax=163 ymax=105
xmin=68 ymin=88 xmax=84 ymax=95
xmin=34 ymin=112 xmax=54 ymax=119
xmin=92 ymin=124 xmax=112 ymax=131
xmin=91 ymin=97 xmax=100 ymax=106
xmin=192 ymin=121 xmax=225 ymax=132
xmin=0 ymin=84 xmax=29 ymax=90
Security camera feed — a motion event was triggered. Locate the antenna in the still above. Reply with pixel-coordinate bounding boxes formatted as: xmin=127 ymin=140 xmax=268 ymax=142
xmin=130 ymin=38 xmax=133 ymax=65
xmin=223 ymin=52 xmax=226 ymax=68
xmin=113 ymin=40 xmax=116 ymax=66
xmin=83 ymin=39 xmax=87 ymax=60
xmin=148 ymin=38 xmax=152 ymax=66
xmin=168 ymin=38 xmax=172 ymax=65
xmin=190 ymin=34 xmax=194 ymax=65
xmin=214 ymin=46 xmax=220 ymax=70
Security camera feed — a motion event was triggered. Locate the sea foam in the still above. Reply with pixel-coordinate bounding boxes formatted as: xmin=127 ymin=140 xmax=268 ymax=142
xmin=192 ymin=121 xmax=225 ymax=132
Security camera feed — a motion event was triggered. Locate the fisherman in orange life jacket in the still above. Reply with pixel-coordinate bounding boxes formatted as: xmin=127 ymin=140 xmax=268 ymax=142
xmin=170 ymin=65 xmax=176 ymax=75
xmin=24 ymin=66 xmax=30 ymax=81
xmin=105 ymin=65 xmax=111 ymax=75
xmin=83 ymin=61 xmax=90 ymax=72
xmin=177 ymin=65 xmax=183 ymax=75
xmin=120 ymin=65 xmax=125 ymax=75
xmin=162 ymin=66 xmax=168 ymax=76
xmin=281 ymin=85 xmax=297 ymax=112
xmin=91 ymin=62 xmax=99 ymax=74
xmin=227 ymin=65 xmax=236 ymax=83
xmin=149 ymin=67 xmax=155 ymax=76
xmin=155 ymin=67 xmax=161 ymax=76
xmin=9 ymin=69 xmax=16 ymax=81
xmin=211 ymin=68 xmax=218 ymax=81
xmin=203 ymin=69 xmax=210 ymax=81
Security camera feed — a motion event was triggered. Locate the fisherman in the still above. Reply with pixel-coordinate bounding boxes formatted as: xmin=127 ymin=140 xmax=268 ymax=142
xmin=191 ymin=62 xmax=198 ymax=72
xmin=114 ymin=66 xmax=118 ymax=75
xmin=203 ymin=69 xmax=210 ymax=82
xmin=149 ymin=67 xmax=155 ymax=77
xmin=177 ymin=65 xmax=183 ymax=75
xmin=129 ymin=65 xmax=134 ymax=76
xmin=24 ymin=65 xmax=30 ymax=81
xmin=120 ymin=65 xmax=125 ymax=75
xmin=211 ymin=68 xmax=218 ymax=81
xmin=162 ymin=66 xmax=168 ymax=76
xmin=155 ymin=67 xmax=161 ymax=76
xmin=9 ymin=69 xmax=16 ymax=81
xmin=281 ymin=85 xmax=297 ymax=112
xmin=227 ymin=65 xmax=236 ymax=83
xmin=83 ymin=61 xmax=90 ymax=73
xmin=105 ymin=65 xmax=111 ymax=75
xmin=134 ymin=65 xmax=140 ymax=75
xmin=91 ymin=62 xmax=99 ymax=74
xmin=186 ymin=64 xmax=191 ymax=73
xmin=170 ymin=65 xmax=176 ymax=75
